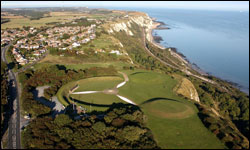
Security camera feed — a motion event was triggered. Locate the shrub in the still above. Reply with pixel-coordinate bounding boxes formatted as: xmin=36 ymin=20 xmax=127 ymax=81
xmin=111 ymin=118 xmax=126 ymax=127
xmin=209 ymin=124 xmax=219 ymax=131
xmin=54 ymin=114 xmax=72 ymax=127
xmin=104 ymin=111 xmax=117 ymax=124
xmin=119 ymin=126 xmax=147 ymax=142
xmin=92 ymin=121 xmax=106 ymax=133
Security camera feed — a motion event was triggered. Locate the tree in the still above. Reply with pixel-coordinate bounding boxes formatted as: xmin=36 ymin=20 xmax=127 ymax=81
xmin=62 ymin=33 xmax=70 ymax=39
xmin=118 ymin=126 xmax=147 ymax=142
xmin=27 ymin=33 xmax=33 ymax=38
xmin=54 ymin=114 xmax=72 ymax=127
xmin=22 ymin=103 xmax=160 ymax=149
xmin=92 ymin=121 xmax=106 ymax=133
xmin=111 ymin=118 xmax=126 ymax=127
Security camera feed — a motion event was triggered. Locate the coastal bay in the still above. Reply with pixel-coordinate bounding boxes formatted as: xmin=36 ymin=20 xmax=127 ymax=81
xmin=105 ymin=6 xmax=249 ymax=94
xmin=143 ymin=8 xmax=249 ymax=94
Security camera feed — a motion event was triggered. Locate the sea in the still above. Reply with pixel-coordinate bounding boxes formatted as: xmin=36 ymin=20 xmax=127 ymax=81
xmin=94 ymin=6 xmax=249 ymax=94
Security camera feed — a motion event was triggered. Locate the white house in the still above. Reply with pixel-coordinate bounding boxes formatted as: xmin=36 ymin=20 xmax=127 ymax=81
xmin=72 ymin=42 xmax=80 ymax=48
xmin=110 ymin=50 xmax=122 ymax=55
xmin=81 ymin=38 xmax=90 ymax=43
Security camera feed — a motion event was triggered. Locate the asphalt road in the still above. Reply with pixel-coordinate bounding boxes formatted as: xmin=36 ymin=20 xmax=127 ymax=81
xmin=1 ymin=43 xmax=49 ymax=149
xmin=1 ymin=43 xmax=21 ymax=149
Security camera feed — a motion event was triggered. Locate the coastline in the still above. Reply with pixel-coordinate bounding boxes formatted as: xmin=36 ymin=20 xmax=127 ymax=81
xmin=148 ymin=19 xmax=249 ymax=95
xmin=148 ymin=20 xmax=208 ymax=75
xmin=147 ymin=21 xmax=166 ymax=50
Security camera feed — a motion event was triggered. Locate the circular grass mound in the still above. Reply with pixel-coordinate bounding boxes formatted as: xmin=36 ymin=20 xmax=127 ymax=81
xmin=57 ymin=76 xmax=125 ymax=111
xmin=142 ymin=100 xmax=195 ymax=119
xmin=74 ymin=76 xmax=123 ymax=92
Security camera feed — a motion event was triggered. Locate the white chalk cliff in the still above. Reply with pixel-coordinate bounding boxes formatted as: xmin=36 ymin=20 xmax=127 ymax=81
xmin=107 ymin=13 xmax=154 ymax=39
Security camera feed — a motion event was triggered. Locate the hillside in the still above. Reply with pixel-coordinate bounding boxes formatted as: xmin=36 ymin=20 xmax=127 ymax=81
xmin=1 ymin=7 xmax=249 ymax=149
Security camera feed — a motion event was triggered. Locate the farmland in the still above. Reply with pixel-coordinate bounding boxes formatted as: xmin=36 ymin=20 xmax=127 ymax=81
xmin=1 ymin=10 xmax=123 ymax=29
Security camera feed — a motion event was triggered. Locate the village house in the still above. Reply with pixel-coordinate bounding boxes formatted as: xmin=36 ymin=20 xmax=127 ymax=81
xmin=110 ymin=50 xmax=122 ymax=55
xmin=72 ymin=42 xmax=80 ymax=48
xmin=89 ymin=34 xmax=96 ymax=40
xmin=33 ymin=51 xmax=41 ymax=56
xmin=81 ymin=38 xmax=90 ymax=43
xmin=2 ymin=19 xmax=98 ymax=65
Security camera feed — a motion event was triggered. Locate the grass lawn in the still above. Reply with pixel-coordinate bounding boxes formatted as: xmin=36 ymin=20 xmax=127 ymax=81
xmin=56 ymin=67 xmax=225 ymax=148
xmin=1 ymin=11 xmax=122 ymax=29
xmin=71 ymin=93 xmax=125 ymax=112
xmin=5 ymin=49 xmax=12 ymax=63
xmin=56 ymin=76 xmax=124 ymax=111
xmin=34 ymin=61 xmax=131 ymax=71
xmin=73 ymin=76 xmax=123 ymax=92
xmin=39 ymin=54 xmax=87 ymax=64
xmin=117 ymin=69 xmax=225 ymax=149
xmin=1 ymin=16 xmax=68 ymax=29
xmin=80 ymin=34 xmax=120 ymax=50
xmin=1 ymin=12 xmax=83 ymax=29
xmin=64 ymin=62 xmax=130 ymax=70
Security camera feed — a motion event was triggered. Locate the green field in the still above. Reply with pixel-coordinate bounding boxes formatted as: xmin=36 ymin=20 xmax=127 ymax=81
xmin=56 ymin=76 xmax=124 ymax=110
xmin=56 ymin=68 xmax=225 ymax=148
xmin=71 ymin=93 xmax=125 ymax=111
xmin=1 ymin=11 xmax=89 ymax=29
xmin=1 ymin=16 xmax=77 ymax=29
xmin=34 ymin=61 xmax=131 ymax=71
xmin=80 ymin=34 xmax=120 ymax=50
xmin=74 ymin=76 xmax=123 ymax=92
xmin=117 ymin=70 xmax=225 ymax=149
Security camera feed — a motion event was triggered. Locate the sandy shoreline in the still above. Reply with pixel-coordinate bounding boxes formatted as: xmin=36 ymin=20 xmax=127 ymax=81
xmin=148 ymin=22 xmax=166 ymax=49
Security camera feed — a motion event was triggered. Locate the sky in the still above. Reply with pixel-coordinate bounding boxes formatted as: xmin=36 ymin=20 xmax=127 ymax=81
xmin=1 ymin=1 xmax=249 ymax=11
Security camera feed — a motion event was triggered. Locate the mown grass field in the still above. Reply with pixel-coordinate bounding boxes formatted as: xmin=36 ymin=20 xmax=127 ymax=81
xmin=56 ymin=68 xmax=225 ymax=148
xmin=56 ymin=76 xmax=124 ymax=110
xmin=71 ymin=93 xmax=125 ymax=112
xmin=117 ymin=69 xmax=225 ymax=149
xmin=1 ymin=11 xmax=123 ymax=29
xmin=73 ymin=76 xmax=123 ymax=92
xmin=1 ymin=11 xmax=87 ymax=29
xmin=39 ymin=54 xmax=89 ymax=64
xmin=34 ymin=60 xmax=131 ymax=71
xmin=1 ymin=16 xmax=73 ymax=29
xmin=80 ymin=34 xmax=121 ymax=50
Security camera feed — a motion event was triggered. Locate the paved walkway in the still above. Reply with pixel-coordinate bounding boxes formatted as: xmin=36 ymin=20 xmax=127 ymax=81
xmin=117 ymin=95 xmax=136 ymax=105
xmin=72 ymin=91 xmax=100 ymax=94
xmin=33 ymin=86 xmax=65 ymax=116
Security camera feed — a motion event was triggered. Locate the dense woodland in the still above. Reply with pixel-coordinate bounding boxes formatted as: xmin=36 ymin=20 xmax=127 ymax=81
xmin=196 ymin=104 xmax=249 ymax=149
xmin=2 ymin=9 xmax=49 ymax=20
xmin=189 ymin=75 xmax=249 ymax=141
xmin=1 ymin=61 xmax=9 ymax=140
xmin=55 ymin=18 xmax=95 ymax=27
xmin=1 ymin=18 xmax=10 ymax=24
xmin=22 ymin=103 xmax=159 ymax=149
